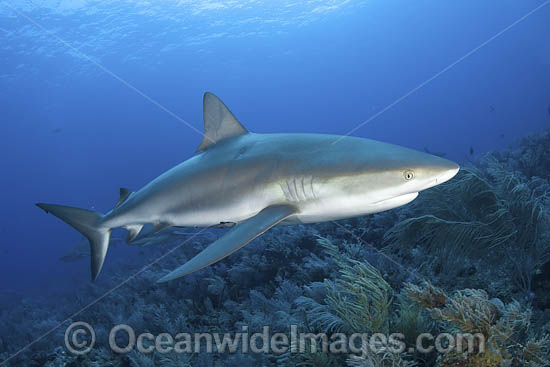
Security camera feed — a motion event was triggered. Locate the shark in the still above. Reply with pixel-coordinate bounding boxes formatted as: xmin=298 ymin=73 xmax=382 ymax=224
xmin=37 ymin=92 xmax=460 ymax=283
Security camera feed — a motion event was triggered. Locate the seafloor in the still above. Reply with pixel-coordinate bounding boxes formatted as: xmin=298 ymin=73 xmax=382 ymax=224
xmin=1 ymin=130 xmax=550 ymax=367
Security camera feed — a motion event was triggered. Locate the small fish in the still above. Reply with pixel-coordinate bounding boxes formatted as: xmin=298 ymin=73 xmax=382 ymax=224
xmin=489 ymin=105 xmax=495 ymax=112
xmin=59 ymin=236 xmax=124 ymax=262
xmin=547 ymin=105 xmax=550 ymax=117
xmin=423 ymin=147 xmax=447 ymax=158
xmin=58 ymin=241 xmax=90 ymax=262
xmin=59 ymin=252 xmax=89 ymax=262
xmin=500 ymin=133 xmax=505 ymax=139
xmin=50 ymin=128 xmax=62 ymax=134
xmin=469 ymin=146 xmax=474 ymax=155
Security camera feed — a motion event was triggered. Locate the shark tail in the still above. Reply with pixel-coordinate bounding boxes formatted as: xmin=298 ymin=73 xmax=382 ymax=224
xmin=36 ymin=203 xmax=111 ymax=281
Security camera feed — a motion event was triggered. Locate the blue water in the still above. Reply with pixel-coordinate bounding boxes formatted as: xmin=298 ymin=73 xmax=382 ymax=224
xmin=1 ymin=0 xmax=549 ymax=296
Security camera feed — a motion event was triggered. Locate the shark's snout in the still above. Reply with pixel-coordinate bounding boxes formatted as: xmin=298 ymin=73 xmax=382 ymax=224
xmin=414 ymin=156 xmax=460 ymax=191
xmin=436 ymin=162 xmax=460 ymax=184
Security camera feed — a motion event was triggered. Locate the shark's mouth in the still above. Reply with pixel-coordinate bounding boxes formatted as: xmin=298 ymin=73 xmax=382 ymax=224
xmin=372 ymin=192 xmax=419 ymax=207
xmin=372 ymin=192 xmax=418 ymax=205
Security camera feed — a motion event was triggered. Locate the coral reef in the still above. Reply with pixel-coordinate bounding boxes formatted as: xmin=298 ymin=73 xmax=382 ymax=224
xmin=406 ymin=282 xmax=549 ymax=367
xmin=1 ymin=129 xmax=550 ymax=366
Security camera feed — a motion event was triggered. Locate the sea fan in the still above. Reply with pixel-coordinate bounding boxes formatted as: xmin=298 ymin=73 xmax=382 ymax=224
xmin=385 ymin=160 xmax=550 ymax=294
xmin=296 ymin=237 xmax=393 ymax=335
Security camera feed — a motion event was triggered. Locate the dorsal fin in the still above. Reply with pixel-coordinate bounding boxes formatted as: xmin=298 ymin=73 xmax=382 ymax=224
xmin=115 ymin=188 xmax=132 ymax=208
xmin=196 ymin=92 xmax=248 ymax=152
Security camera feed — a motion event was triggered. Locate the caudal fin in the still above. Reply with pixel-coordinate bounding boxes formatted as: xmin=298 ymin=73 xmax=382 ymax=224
xmin=36 ymin=203 xmax=111 ymax=280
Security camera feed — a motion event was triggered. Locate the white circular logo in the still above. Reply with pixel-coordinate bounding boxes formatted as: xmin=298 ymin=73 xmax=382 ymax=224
xmin=65 ymin=321 xmax=96 ymax=355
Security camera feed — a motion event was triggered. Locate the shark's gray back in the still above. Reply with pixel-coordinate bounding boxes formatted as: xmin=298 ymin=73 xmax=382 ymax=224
xmin=115 ymin=131 xmax=430 ymax=224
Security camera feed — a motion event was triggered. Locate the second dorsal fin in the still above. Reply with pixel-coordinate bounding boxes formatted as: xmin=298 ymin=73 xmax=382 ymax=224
xmin=196 ymin=92 xmax=248 ymax=152
xmin=115 ymin=188 xmax=133 ymax=208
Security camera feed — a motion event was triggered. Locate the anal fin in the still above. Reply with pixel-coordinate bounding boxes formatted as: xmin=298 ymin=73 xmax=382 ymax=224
xmin=125 ymin=224 xmax=144 ymax=243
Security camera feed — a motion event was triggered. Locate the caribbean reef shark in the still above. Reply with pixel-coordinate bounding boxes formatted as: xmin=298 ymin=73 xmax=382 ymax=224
xmin=37 ymin=92 xmax=459 ymax=282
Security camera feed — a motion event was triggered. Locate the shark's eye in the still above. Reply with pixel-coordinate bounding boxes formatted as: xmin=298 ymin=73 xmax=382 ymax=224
xmin=404 ymin=170 xmax=415 ymax=181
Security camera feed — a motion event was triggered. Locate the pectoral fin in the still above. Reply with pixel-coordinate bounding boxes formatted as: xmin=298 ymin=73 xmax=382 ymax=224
xmin=157 ymin=204 xmax=297 ymax=282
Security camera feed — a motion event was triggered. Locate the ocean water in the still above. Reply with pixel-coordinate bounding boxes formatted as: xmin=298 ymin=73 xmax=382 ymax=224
xmin=1 ymin=1 xmax=550 ymax=366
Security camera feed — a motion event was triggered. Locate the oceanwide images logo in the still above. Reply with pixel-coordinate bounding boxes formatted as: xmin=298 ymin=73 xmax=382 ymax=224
xmin=65 ymin=322 xmax=486 ymax=357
